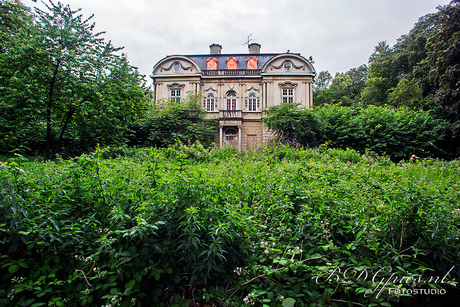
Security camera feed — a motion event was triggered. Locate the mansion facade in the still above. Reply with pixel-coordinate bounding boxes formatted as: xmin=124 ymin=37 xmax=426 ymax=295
xmin=151 ymin=43 xmax=316 ymax=150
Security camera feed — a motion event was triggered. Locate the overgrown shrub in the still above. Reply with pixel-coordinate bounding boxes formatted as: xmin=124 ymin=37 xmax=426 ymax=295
xmin=263 ymin=103 xmax=325 ymax=148
xmin=264 ymin=103 xmax=447 ymax=161
xmin=129 ymin=93 xmax=218 ymax=149
xmin=1 ymin=146 xmax=459 ymax=306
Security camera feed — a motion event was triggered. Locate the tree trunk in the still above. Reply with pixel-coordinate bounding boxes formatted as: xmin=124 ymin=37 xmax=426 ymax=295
xmin=54 ymin=107 xmax=75 ymax=157
xmin=45 ymin=59 xmax=60 ymax=160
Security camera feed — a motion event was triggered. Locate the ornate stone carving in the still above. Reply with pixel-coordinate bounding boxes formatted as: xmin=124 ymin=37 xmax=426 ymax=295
xmin=204 ymin=86 xmax=218 ymax=93
xmin=167 ymin=82 xmax=185 ymax=90
xmin=161 ymin=61 xmax=193 ymax=72
xmin=278 ymin=81 xmax=298 ymax=88
xmin=246 ymin=85 xmax=260 ymax=92
xmin=270 ymin=60 xmax=305 ymax=71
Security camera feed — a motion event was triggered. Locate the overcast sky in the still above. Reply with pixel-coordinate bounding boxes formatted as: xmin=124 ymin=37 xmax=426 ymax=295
xmin=28 ymin=0 xmax=451 ymax=84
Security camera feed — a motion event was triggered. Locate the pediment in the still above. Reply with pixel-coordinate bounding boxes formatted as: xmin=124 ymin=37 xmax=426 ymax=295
xmin=262 ymin=54 xmax=315 ymax=75
xmin=152 ymin=56 xmax=201 ymax=76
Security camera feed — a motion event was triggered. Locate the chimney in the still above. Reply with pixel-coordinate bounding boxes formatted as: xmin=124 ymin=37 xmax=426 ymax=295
xmin=249 ymin=43 xmax=261 ymax=54
xmin=210 ymin=43 xmax=222 ymax=54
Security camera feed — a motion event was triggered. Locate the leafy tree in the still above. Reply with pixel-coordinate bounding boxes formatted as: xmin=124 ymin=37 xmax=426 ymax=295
xmin=130 ymin=93 xmax=218 ymax=148
xmin=428 ymin=0 xmax=460 ymax=154
xmin=326 ymin=73 xmax=355 ymax=106
xmin=0 ymin=0 xmax=149 ymax=158
xmin=0 ymin=0 xmax=32 ymax=53
xmin=313 ymin=71 xmax=332 ymax=93
xmin=361 ymin=41 xmax=398 ymax=106
xmin=361 ymin=12 xmax=441 ymax=108
xmin=346 ymin=64 xmax=368 ymax=100
xmin=313 ymin=71 xmax=332 ymax=106
xmin=393 ymin=12 xmax=440 ymax=97
xmin=387 ymin=78 xmax=424 ymax=108
xmin=314 ymin=66 xmax=368 ymax=106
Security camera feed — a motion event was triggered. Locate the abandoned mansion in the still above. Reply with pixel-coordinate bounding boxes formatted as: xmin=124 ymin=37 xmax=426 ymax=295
xmin=151 ymin=43 xmax=316 ymax=150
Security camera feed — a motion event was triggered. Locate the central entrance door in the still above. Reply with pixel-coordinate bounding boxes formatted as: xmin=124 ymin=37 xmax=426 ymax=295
xmin=224 ymin=128 xmax=238 ymax=147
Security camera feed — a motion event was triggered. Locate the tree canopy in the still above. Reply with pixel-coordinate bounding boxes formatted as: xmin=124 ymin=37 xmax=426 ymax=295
xmin=312 ymin=1 xmax=460 ymax=157
xmin=0 ymin=0 xmax=150 ymax=158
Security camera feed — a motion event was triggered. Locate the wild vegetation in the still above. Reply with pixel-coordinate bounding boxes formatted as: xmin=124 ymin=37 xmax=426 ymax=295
xmin=1 ymin=144 xmax=459 ymax=306
xmin=263 ymin=103 xmax=447 ymax=161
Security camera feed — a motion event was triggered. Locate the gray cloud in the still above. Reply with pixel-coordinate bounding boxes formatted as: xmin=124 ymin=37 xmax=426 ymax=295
xmin=29 ymin=0 xmax=450 ymax=82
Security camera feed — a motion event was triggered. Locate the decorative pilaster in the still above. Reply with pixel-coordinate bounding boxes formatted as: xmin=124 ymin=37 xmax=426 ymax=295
xmin=238 ymin=125 xmax=242 ymax=151
xmin=219 ymin=126 xmax=223 ymax=148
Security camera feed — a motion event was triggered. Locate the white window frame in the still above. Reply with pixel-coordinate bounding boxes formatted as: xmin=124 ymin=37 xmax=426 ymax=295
xmin=206 ymin=93 xmax=215 ymax=112
xmin=282 ymin=88 xmax=294 ymax=103
xmin=248 ymin=93 xmax=257 ymax=111
xmin=170 ymin=89 xmax=181 ymax=102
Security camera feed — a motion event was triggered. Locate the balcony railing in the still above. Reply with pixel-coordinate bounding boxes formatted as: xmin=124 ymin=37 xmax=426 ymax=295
xmin=220 ymin=110 xmax=242 ymax=118
xmin=203 ymin=69 xmax=261 ymax=76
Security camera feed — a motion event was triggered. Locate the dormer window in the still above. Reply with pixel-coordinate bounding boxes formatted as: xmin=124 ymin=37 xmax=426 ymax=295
xmin=247 ymin=57 xmax=258 ymax=69
xmin=226 ymin=57 xmax=238 ymax=69
xmin=206 ymin=57 xmax=218 ymax=70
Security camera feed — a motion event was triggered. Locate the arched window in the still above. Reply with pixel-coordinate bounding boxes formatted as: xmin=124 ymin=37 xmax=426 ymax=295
xmin=206 ymin=93 xmax=215 ymax=112
xmin=226 ymin=91 xmax=237 ymax=111
xmin=225 ymin=128 xmax=237 ymax=136
xmin=248 ymin=93 xmax=257 ymax=111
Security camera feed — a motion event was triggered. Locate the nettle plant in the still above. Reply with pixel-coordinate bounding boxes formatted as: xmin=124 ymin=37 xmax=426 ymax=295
xmin=1 ymin=145 xmax=459 ymax=306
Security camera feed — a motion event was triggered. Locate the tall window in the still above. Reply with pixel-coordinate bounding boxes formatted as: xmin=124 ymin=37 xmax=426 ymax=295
xmin=226 ymin=91 xmax=236 ymax=110
xmin=170 ymin=89 xmax=181 ymax=102
xmin=206 ymin=93 xmax=215 ymax=111
xmin=248 ymin=93 xmax=257 ymax=111
xmin=282 ymin=88 xmax=294 ymax=103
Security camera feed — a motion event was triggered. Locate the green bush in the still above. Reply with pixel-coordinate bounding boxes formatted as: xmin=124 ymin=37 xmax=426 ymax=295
xmin=129 ymin=93 xmax=218 ymax=149
xmin=264 ymin=103 xmax=447 ymax=161
xmin=262 ymin=103 xmax=325 ymax=148
xmin=1 ymin=147 xmax=459 ymax=306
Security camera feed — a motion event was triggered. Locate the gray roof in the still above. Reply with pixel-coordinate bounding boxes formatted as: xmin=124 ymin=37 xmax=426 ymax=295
xmin=183 ymin=53 xmax=299 ymax=70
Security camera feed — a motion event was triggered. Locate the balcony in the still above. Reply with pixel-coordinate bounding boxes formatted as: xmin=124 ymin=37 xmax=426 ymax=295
xmin=220 ymin=110 xmax=242 ymax=118
xmin=202 ymin=69 xmax=262 ymax=77
xmin=207 ymin=110 xmax=262 ymax=124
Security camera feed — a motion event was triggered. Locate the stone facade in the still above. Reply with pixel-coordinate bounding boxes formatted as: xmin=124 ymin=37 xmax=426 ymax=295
xmin=151 ymin=43 xmax=316 ymax=150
